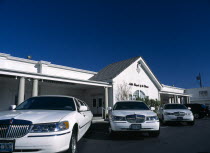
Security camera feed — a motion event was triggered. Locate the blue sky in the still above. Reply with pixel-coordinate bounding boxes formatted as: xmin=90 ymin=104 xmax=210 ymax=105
xmin=0 ymin=0 xmax=209 ymax=88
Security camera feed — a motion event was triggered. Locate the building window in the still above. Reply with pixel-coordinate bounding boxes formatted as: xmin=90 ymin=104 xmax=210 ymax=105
xmin=93 ymin=99 xmax=97 ymax=107
xmin=133 ymin=90 xmax=146 ymax=100
xmin=129 ymin=94 xmax=132 ymax=100
xmin=98 ymin=98 xmax=103 ymax=107
xmin=199 ymin=91 xmax=208 ymax=97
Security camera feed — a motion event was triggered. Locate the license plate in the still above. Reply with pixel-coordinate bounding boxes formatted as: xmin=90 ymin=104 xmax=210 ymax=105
xmin=130 ymin=124 xmax=141 ymax=130
xmin=177 ymin=117 xmax=183 ymax=120
xmin=0 ymin=140 xmax=15 ymax=152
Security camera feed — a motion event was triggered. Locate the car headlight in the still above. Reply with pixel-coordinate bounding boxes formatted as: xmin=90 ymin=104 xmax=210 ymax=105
xmin=30 ymin=121 xmax=69 ymax=133
xmin=164 ymin=112 xmax=174 ymax=115
xmin=112 ymin=116 xmax=126 ymax=121
xmin=146 ymin=116 xmax=159 ymax=121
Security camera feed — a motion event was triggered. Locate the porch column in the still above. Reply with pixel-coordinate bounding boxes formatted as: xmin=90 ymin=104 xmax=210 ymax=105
xmin=169 ymin=98 xmax=171 ymax=104
xmin=32 ymin=79 xmax=38 ymax=97
xmin=18 ymin=77 xmax=25 ymax=105
xmin=104 ymin=87 xmax=109 ymax=119
xmin=174 ymin=95 xmax=176 ymax=103
xmin=180 ymin=97 xmax=183 ymax=104
xmin=187 ymin=96 xmax=190 ymax=104
xmin=177 ymin=96 xmax=181 ymax=104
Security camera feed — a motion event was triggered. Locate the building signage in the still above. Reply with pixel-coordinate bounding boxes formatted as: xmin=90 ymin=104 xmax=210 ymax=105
xmin=129 ymin=83 xmax=149 ymax=88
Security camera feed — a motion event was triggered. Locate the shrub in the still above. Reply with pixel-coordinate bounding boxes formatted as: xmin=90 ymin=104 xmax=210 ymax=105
xmin=136 ymin=97 xmax=161 ymax=112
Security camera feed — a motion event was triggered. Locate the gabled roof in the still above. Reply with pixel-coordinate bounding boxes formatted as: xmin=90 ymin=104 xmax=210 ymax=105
xmin=90 ymin=56 xmax=163 ymax=90
xmin=90 ymin=56 xmax=140 ymax=81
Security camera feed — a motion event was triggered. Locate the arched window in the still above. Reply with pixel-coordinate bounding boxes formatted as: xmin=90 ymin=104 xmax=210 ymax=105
xmin=139 ymin=90 xmax=146 ymax=99
xmin=133 ymin=90 xmax=146 ymax=100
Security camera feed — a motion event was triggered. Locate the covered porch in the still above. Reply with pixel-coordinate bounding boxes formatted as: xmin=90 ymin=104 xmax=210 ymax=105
xmin=160 ymin=91 xmax=191 ymax=105
xmin=0 ymin=69 xmax=111 ymax=119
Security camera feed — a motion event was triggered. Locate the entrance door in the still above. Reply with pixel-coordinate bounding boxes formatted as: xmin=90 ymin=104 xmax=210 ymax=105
xmin=92 ymin=97 xmax=103 ymax=116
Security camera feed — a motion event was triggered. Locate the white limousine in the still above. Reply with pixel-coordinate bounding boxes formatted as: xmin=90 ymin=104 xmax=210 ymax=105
xmin=157 ymin=104 xmax=194 ymax=125
xmin=0 ymin=96 xmax=93 ymax=153
xmin=108 ymin=101 xmax=160 ymax=137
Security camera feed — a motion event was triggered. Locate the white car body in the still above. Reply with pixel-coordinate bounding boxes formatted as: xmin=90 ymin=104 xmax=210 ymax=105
xmin=157 ymin=104 xmax=194 ymax=124
xmin=0 ymin=96 xmax=93 ymax=153
xmin=109 ymin=101 xmax=160 ymax=135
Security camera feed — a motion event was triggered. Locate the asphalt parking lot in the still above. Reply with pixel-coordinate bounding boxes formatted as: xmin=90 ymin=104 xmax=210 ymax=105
xmin=77 ymin=118 xmax=210 ymax=153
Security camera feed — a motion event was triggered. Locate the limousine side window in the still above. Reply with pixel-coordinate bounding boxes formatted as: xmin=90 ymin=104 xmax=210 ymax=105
xmin=78 ymin=99 xmax=90 ymax=111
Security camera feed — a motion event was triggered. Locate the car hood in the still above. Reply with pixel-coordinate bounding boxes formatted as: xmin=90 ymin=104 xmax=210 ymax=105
xmin=163 ymin=109 xmax=191 ymax=113
xmin=0 ymin=110 xmax=75 ymax=124
xmin=112 ymin=110 xmax=157 ymax=117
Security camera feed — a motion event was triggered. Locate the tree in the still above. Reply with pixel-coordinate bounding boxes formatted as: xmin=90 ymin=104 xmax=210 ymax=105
xmin=115 ymin=82 xmax=131 ymax=101
xmin=136 ymin=97 xmax=161 ymax=112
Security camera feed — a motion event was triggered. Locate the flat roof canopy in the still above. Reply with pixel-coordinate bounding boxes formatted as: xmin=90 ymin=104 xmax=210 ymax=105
xmin=0 ymin=68 xmax=111 ymax=88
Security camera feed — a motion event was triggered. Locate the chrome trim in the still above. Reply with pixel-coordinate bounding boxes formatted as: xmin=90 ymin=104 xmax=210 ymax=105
xmin=174 ymin=112 xmax=185 ymax=117
xmin=28 ymin=131 xmax=71 ymax=137
xmin=0 ymin=119 xmax=32 ymax=138
xmin=126 ymin=114 xmax=145 ymax=123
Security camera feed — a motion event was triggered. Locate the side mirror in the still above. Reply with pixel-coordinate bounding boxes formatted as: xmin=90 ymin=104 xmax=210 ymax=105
xmin=151 ymin=107 xmax=155 ymax=111
xmin=160 ymin=107 xmax=163 ymax=110
xmin=188 ymin=107 xmax=191 ymax=110
xmin=9 ymin=105 xmax=16 ymax=110
xmin=79 ymin=106 xmax=88 ymax=112
xmin=107 ymin=107 xmax=112 ymax=111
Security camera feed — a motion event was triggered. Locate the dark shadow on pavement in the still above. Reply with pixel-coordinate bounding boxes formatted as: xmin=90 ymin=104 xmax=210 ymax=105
xmin=83 ymin=122 xmax=152 ymax=141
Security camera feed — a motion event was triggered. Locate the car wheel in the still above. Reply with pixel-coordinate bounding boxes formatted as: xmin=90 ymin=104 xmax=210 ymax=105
xmin=162 ymin=115 xmax=167 ymax=125
xmin=194 ymin=113 xmax=200 ymax=119
xmin=149 ymin=130 xmax=160 ymax=137
xmin=66 ymin=128 xmax=77 ymax=153
xmin=199 ymin=114 xmax=205 ymax=119
xmin=187 ymin=121 xmax=195 ymax=126
xmin=109 ymin=126 xmax=117 ymax=138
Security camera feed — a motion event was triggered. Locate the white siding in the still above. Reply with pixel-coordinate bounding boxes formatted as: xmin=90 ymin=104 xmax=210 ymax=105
xmin=42 ymin=65 xmax=94 ymax=80
xmin=161 ymin=85 xmax=185 ymax=94
xmin=0 ymin=57 xmax=38 ymax=73
xmin=185 ymin=87 xmax=210 ymax=106
xmin=113 ymin=60 xmax=159 ymax=105
xmin=0 ymin=53 xmax=96 ymax=80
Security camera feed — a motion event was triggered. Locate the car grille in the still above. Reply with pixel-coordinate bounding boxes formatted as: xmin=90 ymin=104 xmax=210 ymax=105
xmin=126 ymin=114 xmax=145 ymax=123
xmin=174 ymin=112 xmax=185 ymax=116
xmin=0 ymin=119 xmax=32 ymax=138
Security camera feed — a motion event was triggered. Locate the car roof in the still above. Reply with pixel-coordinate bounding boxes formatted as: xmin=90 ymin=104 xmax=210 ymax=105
xmin=116 ymin=100 xmax=144 ymax=103
xmin=164 ymin=103 xmax=184 ymax=105
xmin=32 ymin=95 xmax=75 ymax=99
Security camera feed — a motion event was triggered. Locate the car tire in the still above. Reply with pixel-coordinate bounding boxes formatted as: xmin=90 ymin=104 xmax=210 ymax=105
xmin=109 ymin=126 xmax=117 ymax=138
xmin=199 ymin=114 xmax=205 ymax=119
xmin=194 ymin=113 xmax=200 ymax=119
xmin=162 ymin=115 xmax=167 ymax=125
xmin=149 ymin=130 xmax=160 ymax=137
xmin=66 ymin=128 xmax=77 ymax=153
xmin=187 ymin=121 xmax=195 ymax=126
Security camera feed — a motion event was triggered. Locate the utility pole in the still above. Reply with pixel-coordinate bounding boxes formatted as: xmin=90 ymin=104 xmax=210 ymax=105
xmin=196 ymin=73 xmax=203 ymax=88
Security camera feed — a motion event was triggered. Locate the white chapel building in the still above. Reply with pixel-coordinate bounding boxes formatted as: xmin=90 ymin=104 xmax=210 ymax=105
xmin=0 ymin=53 xmax=190 ymax=117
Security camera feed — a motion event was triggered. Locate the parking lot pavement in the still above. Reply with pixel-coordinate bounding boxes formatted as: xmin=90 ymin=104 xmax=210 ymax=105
xmin=77 ymin=118 xmax=210 ymax=153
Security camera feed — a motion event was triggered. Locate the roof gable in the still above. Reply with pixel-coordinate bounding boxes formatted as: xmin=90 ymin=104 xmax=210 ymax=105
xmin=90 ymin=56 xmax=162 ymax=89
xmin=90 ymin=56 xmax=140 ymax=81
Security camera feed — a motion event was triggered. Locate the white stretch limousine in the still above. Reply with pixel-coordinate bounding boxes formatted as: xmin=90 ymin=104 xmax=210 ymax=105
xmin=108 ymin=101 xmax=160 ymax=137
xmin=0 ymin=96 xmax=93 ymax=153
